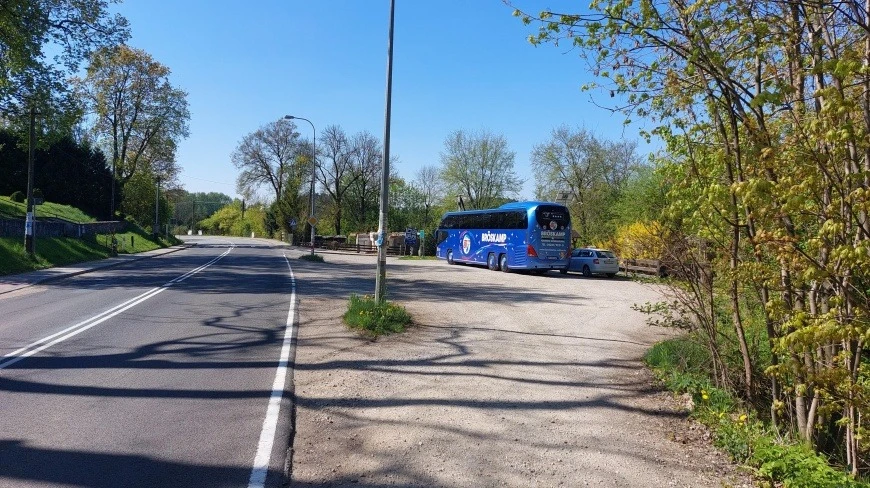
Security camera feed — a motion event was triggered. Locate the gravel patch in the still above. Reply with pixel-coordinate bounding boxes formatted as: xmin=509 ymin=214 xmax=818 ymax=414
xmin=287 ymin=251 xmax=754 ymax=487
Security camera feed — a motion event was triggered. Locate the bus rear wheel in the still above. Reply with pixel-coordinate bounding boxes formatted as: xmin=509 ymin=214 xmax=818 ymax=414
xmin=499 ymin=254 xmax=509 ymax=273
xmin=447 ymin=250 xmax=455 ymax=265
xmin=487 ymin=253 xmax=499 ymax=271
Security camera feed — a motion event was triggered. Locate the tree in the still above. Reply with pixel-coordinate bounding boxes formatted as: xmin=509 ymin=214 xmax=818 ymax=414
xmin=120 ymin=170 xmax=167 ymax=230
xmin=232 ymin=118 xmax=308 ymax=203
xmin=531 ymin=126 xmax=641 ymax=244
xmin=317 ymin=125 xmax=361 ymax=235
xmin=0 ymin=128 xmax=115 ymax=219
xmin=439 ymin=129 xmax=521 ymax=209
xmin=0 ymin=1 xmax=128 ymax=135
xmin=414 ymin=165 xmax=444 ymax=228
xmin=78 ymin=46 xmax=190 ymax=202
xmin=345 ymin=131 xmax=382 ymax=232
xmin=516 ymin=0 xmax=870 ymax=471
xmin=167 ymin=190 xmax=233 ymax=229
xmin=388 ymin=177 xmax=426 ymax=232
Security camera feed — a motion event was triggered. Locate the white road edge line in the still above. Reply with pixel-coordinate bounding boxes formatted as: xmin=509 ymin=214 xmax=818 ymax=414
xmin=0 ymin=245 xmax=234 ymax=371
xmin=248 ymin=253 xmax=297 ymax=488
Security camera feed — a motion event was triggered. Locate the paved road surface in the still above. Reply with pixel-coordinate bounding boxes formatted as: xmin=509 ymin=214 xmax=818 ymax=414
xmin=0 ymin=237 xmax=297 ymax=488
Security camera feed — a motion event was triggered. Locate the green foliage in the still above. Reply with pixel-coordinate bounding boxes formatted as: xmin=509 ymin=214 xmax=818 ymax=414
xmin=0 ymin=130 xmax=115 ymax=220
xmin=752 ymin=437 xmax=862 ymax=488
xmin=647 ymin=337 xmax=868 ymax=487
xmin=298 ymin=253 xmax=324 ymax=263
xmin=168 ymin=190 xmax=233 ymax=230
xmin=198 ymin=200 xmax=266 ymax=237
xmin=0 ymin=1 xmax=128 ymax=138
xmin=516 ymin=0 xmax=870 ymax=472
xmin=78 ymin=45 xmax=189 ymax=189
xmin=119 ymin=171 xmax=169 ymax=228
xmin=531 ymin=125 xmax=643 ymax=245
xmin=343 ymin=294 xmax=412 ymax=336
xmin=439 ymin=129 xmax=521 ymax=209
xmin=9 ymin=191 xmax=24 ymax=203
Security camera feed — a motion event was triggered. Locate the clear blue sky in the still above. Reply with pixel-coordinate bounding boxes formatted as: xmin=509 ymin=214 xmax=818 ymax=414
xmin=112 ymin=0 xmax=653 ymax=201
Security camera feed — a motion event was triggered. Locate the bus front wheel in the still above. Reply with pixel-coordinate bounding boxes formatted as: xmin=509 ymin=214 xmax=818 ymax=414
xmin=487 ymin=253 xmax=498 ymax=271
xmin=499 ymin=254 xmax=509 ymax=273
xmin=447 ymin=250 xmax=455 ymax=265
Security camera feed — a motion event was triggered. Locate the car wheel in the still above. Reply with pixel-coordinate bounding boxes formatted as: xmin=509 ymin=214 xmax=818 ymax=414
xmin=582 ymin=265 xmax=592 ymax=277
xmin=447 ymin=250 xmax=455 ymax=265
xmin=499 ymin=254 xmax=509 ymax=273
xmin=487 ymin=252 xmax=498 ymax=271
xmin=560 ymin=267 xmax=568 ymax=275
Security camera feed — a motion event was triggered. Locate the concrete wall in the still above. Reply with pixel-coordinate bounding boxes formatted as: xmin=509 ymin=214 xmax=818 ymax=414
xmin=0 ymin=219 xmax=125 ymax=238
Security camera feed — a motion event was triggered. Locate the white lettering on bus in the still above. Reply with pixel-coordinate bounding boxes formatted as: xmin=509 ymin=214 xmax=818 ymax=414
xmin=481 ymin=232 xmax=507 ymax=243
xmin=541 ymin=230 xmax=566 ymax=239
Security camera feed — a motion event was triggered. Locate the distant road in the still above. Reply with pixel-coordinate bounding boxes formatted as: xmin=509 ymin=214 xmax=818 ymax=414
xmin=0 ymin=236 xmax=298 ymax=488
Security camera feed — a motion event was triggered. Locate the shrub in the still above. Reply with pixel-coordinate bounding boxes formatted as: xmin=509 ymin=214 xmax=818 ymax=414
xmin=9 ymin=191 xmax=24 ymax=203
xmin=298 ymin=253 xmax=324 ymax=263
xmin=32 ymin=188 xmax=43 ymax=200
xmin=646 ymin=336 xmax=869 ymax=487
xmin=343 ymin=294 xmax=411 ymax=336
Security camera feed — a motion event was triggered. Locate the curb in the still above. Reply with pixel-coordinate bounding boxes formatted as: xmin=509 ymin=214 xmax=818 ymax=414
xmin=0 ymin=244 xmax=196 ymax=296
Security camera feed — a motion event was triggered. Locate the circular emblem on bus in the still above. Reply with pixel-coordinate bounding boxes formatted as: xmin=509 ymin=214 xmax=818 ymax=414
xmin=549 ymin=220 xmax=558 ymax=230
xmin=461 ymin=233 xmax=472 ymax=255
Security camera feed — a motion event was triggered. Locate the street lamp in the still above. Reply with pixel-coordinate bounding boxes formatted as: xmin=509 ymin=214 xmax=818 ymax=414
xmin=284 ymin=115 xmax=316 ymax=256
xmin=375 ymin=0 xmax=396 ymax=304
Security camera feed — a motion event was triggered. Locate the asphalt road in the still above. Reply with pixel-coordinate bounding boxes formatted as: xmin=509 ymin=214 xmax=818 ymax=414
xmin=0 ymin=236 xmax=298 ymax=488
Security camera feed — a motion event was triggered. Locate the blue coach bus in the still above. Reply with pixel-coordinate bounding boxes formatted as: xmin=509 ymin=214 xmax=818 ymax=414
xmin=435 ymin=201 xmax=572 ymax=273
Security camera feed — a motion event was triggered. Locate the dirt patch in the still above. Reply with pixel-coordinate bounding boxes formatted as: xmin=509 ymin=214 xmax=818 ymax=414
xmin=288 ymin=253 xmax=755 ymax=487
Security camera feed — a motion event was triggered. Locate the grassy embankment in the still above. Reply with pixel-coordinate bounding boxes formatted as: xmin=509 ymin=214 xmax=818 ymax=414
xmin=0 ymin=196 xmax=179 ymax=276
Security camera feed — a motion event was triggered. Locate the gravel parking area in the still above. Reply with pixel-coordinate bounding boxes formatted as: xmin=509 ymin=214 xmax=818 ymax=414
xmin=287 ymin=251 xmax=752 ymax=487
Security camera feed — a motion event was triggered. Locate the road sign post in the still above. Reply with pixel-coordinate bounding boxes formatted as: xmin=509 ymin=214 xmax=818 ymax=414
xmin=404 ymin=228 xmax=418 ymax=256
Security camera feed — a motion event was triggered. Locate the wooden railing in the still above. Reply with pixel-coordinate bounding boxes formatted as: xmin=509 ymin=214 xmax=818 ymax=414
xmin=620 ymin=258 xmax=668 ymax=278
xmin=301 ymin=241 xmax=410 ymax=256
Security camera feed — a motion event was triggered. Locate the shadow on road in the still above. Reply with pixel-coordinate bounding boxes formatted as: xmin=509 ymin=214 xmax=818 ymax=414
xmin=0 ymin=439 xmax=267 ymax=488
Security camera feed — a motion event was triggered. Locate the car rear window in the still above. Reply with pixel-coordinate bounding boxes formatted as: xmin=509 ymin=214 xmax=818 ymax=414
xmin=596 ymin=250 xmax=616 ymax=258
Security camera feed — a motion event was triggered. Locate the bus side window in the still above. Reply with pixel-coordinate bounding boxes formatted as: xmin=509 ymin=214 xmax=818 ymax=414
xmin=492 ymin=212 xmax=505 ymax=229
xmin=436 ymin=230 xmax=448 ymax=244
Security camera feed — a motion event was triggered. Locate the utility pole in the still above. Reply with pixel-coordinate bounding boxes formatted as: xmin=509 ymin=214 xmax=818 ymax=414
xmin=24 ymin=106 xmax=36 ymax=255
xmin=375 ymin=0 xmax=396 ymax=304
xmin=154 ymin=176 xmax=161 ymax=238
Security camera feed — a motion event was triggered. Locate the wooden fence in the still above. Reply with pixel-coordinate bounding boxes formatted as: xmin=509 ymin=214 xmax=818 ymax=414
xmin=620 ymin=258 xmax=668 ymax=278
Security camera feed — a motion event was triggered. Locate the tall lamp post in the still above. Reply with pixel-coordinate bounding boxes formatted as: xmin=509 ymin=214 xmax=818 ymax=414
xmin=283 ymin=115 xmax=316 ymax=256
xmin=375 ymin=0 xmax=396 ymax=304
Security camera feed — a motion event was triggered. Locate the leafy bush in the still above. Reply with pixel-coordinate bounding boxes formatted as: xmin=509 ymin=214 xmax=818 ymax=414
xmin=646 ymin=336 xmax=870 ymax=487
xmin=343 ymin=294 xmax=411 ymax=336
xmin=609 ymin=220 xmax=666 ymax=259
xmin=9 ymin=191 xmax=24 ymax=203
xmin=298 ymin=253 xmax=324 ymax=263
xmin=32 ymin=188 xmax=43 ymax=200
